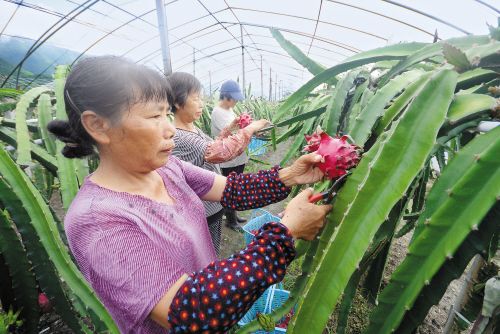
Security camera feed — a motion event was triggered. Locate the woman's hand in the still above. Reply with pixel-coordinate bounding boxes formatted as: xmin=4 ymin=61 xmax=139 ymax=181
xmin=278 ymin=153 xmax=325 ymax=187
xmin=281 ymin=188 xmax=332 ymax=240
xmin=229 ymin=116 xmax=241 ymax=130
xmin=246 ymin=119 xmax=271 ymax=133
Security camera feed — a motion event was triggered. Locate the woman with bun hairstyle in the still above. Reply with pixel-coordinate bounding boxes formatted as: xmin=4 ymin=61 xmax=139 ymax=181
xmin=48 ymin=56 xmax=331 ymax=333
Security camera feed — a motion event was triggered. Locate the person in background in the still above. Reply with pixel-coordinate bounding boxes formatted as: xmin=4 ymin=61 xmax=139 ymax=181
xmin=49 ymin=56 xmax=332 ymax=333
xmin=167 ymin=72 xmax=270 ymax=255
xmin=211 ymin=80 xmax=250 ymax=230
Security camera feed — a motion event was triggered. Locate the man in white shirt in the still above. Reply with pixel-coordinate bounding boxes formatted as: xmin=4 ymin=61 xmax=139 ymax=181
xmin=211 ymin=80 xmax=248 ymax=230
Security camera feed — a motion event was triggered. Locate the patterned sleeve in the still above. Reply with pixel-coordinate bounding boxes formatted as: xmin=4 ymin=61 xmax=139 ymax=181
xmin=167 ymin=221 xmax=296 ymax=333
xmin=220 ymin=166 xmax=291 ymax=211
xmin=204 ymin=128 xmax=252 ymax=164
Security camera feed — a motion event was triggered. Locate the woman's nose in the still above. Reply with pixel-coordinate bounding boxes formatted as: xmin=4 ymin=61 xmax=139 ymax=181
xmin=164 ymin=118 xmax=176 ymax=138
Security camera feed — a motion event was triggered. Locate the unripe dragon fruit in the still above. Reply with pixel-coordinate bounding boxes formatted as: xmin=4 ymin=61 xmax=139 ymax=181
xmin=303 ymin=129 xmax=360 ymax=179
xmin=238 ymin=112 xmax=253 ymax=129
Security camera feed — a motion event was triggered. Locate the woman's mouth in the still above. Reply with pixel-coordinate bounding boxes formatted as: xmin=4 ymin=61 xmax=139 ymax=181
xmin=161 ymin=145 xmax=174 ymax=153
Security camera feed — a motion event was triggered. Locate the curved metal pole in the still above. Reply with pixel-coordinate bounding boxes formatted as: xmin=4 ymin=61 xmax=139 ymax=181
xmin=307 ymin=0 xmax=324 ymax=56
xmin=195 ymin=0 xmax=260 ymax=69
xmin=474 ymin=0 xmax=500 ymax=14
xmin=381 ymin=0 xmax=471 ymax=35
xmin=0 ymin=0 xmax=23 ymax=38
xmin=229 ymin=6 xmax=388 ymax=41
xmin=241 ymin=32 xmax=345 ymax=60
xmin=135 ymin=24 xmax=238 ymax=65
xmin=220 ymin=21 xmax=360 ymax=53
xmin=71 ymin=8 xmax=156 ymax=66
xmin=326 ymin=0 xmax=438 ymax=39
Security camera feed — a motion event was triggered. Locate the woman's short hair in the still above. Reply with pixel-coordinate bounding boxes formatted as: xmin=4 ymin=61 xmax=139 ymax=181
xmin=166 ymin=72 xmax=202 ymax=113
xmin=47 ymin=56 xmax=171 ymax=158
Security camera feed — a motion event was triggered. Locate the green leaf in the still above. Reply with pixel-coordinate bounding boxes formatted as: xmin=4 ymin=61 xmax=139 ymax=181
xmin=446 ymin=93 xmax=497 ymax=126
xmin=289 ymin=69 xmax=457 ymax=334
xmin=374 ymin=72 xmax=433 ymax=136
xmin=53 ymin=65 xmax=79 ymax=209
xmin=0 ymin=148 xmax=119 ymax=333
xmin=0 ymin=126 xmax=58 ymax=174
xmin=0 ymin=166 xmax=85 ymax=333
xmin=280 ymin=116 xmax=315 ymax=165
xmin=37 ymin=94 xmax=56 ymax=155
xmin=442 ymin=43 xmax=471 ymax=71
xmin=396 ymin=202 xmax=499 ymax=334
xmin=270 ymin=28 xmax=325 ymax=75
xmin=325 ymin=71 xmax=359 ymax=135
xmin=271 ymin=127 xmax=276 ymax=151
xmin=350 ymin=69 xmax=424 ymax=146
xmin=14 ymin=86 xmax=51 ymax=166
xmin=488 ymin=17 xmax=500 ymax=41
xmin=456 ymin=68 xmax=498 ymax=91
xmin=341 ymin=73 xmax=369 ymax=133
xmin=347 ymin=86 xmax=373 ymax=133
xmin=0 ymin=118 xmax=39 ymax=132
xmin=465 ymin=40 xmax=500 ymax=67
xmin=380 ymin=35 xmax=490 ymax=86
xmin=0 ymin=210 xmax=39 ymax=333
xmin=273 ymin=43 xmax=427 ymax=122
xmin=0 ymin=88 xmax=23 ymax=99
xmin=274 ymin=106 xmax=326 ymax=128
xmin=365 ymin=126 xmax=500 ymax=334
xmin=0 ymin=102 xmax=16 ymax=114
xmin=336 ymin=270 xmax=362 ymax=334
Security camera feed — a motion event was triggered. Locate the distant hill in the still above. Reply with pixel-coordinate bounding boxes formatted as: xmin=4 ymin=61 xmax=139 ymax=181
xmin=0 ymin=36 xmax=80 ymax=73
xmin=0 ymin=36 xmax=80 ymax=87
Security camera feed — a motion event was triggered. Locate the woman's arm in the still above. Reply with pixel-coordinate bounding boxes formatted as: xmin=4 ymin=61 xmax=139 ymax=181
xmin=204 ymin=120 xmax=270 ymax=164
xmin=204 ymin=127 xmax=252 ymax=164
xmin=150 ymin=189 xmax=331 ymax=331
xmin=151 ymin=222 xmax=294 ymax=330
xmin=201 ymin=153 xmax=324 ymax=204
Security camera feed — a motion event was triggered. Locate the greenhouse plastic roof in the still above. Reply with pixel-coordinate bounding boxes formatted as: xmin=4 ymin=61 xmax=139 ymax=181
xmin=1 ymin=0 xmax=498 ymax=96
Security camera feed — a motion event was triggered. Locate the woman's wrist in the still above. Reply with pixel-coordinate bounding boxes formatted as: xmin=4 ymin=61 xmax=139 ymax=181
xmin=278 ymin=167 xmax=295 ymax=187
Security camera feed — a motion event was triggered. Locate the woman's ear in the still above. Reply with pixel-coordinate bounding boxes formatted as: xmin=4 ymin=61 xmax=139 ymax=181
xmin=80 ymin=110 xmax=111 ymax=145
xmin=174 ymin=103 xmax=181 ymax=111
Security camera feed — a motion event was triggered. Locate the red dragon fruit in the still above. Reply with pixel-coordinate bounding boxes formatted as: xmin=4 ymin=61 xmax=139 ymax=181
xmin=303 ymin=129 xmax=360 ymax=179
xmin=238 ymin=112 xmax=253 ymax=129
xmin=38 ymin=292 xmax=52 ymax=313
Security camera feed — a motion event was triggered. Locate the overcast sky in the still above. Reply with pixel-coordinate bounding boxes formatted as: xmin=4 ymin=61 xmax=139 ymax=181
xmin=1 ymin=0 xmax=498 ymax=97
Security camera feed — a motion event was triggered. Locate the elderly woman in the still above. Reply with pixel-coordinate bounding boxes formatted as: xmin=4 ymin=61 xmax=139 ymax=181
xmin=48 ymin=56 xmax=331 ymax=333
xmin=211 ymin=80 xmax=250 ymax=226
xmin=167 ymin=72 xmax=269 ymax=255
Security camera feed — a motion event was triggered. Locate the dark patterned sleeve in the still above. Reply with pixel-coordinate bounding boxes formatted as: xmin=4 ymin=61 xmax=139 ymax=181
xmin=167 ymin=222 xmax=296 ymax=333
xmin=220 ymin=166 xmax=291 ymax=211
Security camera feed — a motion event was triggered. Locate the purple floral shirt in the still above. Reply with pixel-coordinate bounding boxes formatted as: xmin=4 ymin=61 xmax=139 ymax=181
xmin=64 ymin=156 xmax=217 ymax=333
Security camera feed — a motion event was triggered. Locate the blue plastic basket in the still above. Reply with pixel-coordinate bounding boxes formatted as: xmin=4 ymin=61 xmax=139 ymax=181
xmin=237 ymin=285 xmax=292 ymax=333
xmin=242 ymin=209 xmax=281 ymax=245
xmin=248 ymin=137 xmax=267 ymax=156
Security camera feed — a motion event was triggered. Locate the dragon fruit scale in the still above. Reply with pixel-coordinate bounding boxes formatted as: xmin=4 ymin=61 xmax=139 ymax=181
xmin=303 ymin=129 xmax=360 ymax=179
xmin=238 ymin=112 xmax=253 ymax=129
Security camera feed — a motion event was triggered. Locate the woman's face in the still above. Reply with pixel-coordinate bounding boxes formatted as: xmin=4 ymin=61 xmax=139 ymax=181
xmin=105 ymin=100 xmax=176 ymax=172
xmin=176 ymin=91 xmax=204 ymax=123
